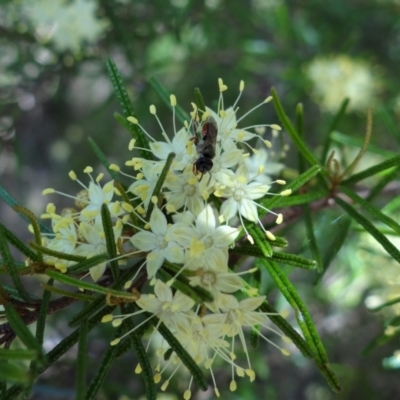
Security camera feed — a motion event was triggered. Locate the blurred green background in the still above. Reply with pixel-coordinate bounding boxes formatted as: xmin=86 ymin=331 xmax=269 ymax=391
xmin=1 ymin=0 xmax=400 ymax=399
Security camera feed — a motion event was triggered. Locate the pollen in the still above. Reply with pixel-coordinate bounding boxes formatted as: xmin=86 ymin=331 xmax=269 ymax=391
xmin=135 ymin=364 xmax=142 ymax=374
xmin=128 ymin=139 xmax=136 ymax=150
xmin=270 ymin=124 xmax=281 ymax=130
xmin=276 ymin=180 xmax=286 ymax=185
xmin=229 ymin=380 xmax=237 ymax=391
xmin=265 ymin=231 xmax=276 ymax=241
xmin=101 ymin=314 xmax=113 ymax=323
xmin=264 ymin=96 xmax=273 ymax=103
xmin=170 ymin=94 xmax=177 ymax=106
xmin=127 ymin=116 xmax=138 ymax=124
xmin=150 ymin=105 xmax=156 ymax=115
xmin=83 ymin=166 xmax=93 ymax=174
xmin=276 ymin=213 xmax=283 ymax=224
xmin=122 ymin=202 xmax=134 ymax=213
xmin=109 ymin=164 xmax=120 ymax=172
xmin=239 ymin=80 xmax=245 ymax=92
xmin=218 ymin=78 xmax=228 ymax=92
xmin=110 ymin=338 xmax=120 ymax=346
xmin=42 ymin=188 xmax=55 ymax=195
xmin=69 ymin=170 xmax=77 ymax=180
xmin=280 ymin=189 xmax=292 ymax=196
xmin=264 ymin=140 xmax=272 ymax=148
xmin=96 ymin=173 xmax=104 ymax=182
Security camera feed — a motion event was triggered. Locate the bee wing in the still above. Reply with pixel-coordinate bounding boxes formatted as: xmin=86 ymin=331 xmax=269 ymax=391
xmin=202 ymin=116 xmax=218 ymax=145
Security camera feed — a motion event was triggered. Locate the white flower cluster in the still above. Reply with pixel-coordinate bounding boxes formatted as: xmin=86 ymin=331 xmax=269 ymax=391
xmin=41 ymin=79 xmax=291 ymax=398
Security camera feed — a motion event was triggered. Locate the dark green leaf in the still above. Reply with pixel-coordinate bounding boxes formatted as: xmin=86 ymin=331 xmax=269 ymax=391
xmin=321 ymin=98 xmax=350 ymax=164
xmin=0 ymin=185 xmax=51 ymax=234
xmin=340 ymin=186 xmax=400 ymax=235
xmin=302 ymin=204 xmax=323 ymax=272
xmin=194 ymin=88 xmax=206 ymax=112
xmin=67 ymin=253 xmax=108 ymax=274
xmin=149 ymin=77 xmax=190 ymax=124
xmin=101 ymin=204 xmax=120 ymax=281
xmin=106 ymin=58 xmax=151 ymax=159
xmin=0 ymin=227 xmax=30 ymax=302
xmin=271 ymin=88 xmax=322 ymax=169
xmin=271 ymin=251 xmax=316 ymax=270
xmin=76 ymin=316 xmax=88 ymax=400
xmin=157 ymin=322 xmax=208 ymax=390
xmin=0 ymin=361 xmax=30 ymax=384
xmin=87 ymin=137 xmax=119 ymax=180
xmin=0 ymin=349 xmax=38 ymax=361
xmin=145 ymin=152 xmax=175 ymax=220
xmin=342 ymin=154 xmax=400 ymax=184
xmin=335 ymin=196 xmax=400 ymax=264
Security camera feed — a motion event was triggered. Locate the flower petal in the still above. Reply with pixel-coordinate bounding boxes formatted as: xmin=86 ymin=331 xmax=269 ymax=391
xmin=150 ymin=207 xmax=168 ymax=235
xmin=130 ymin=231 xmax=157 ymax=251
xmin=212 ymin=226 xmax=239 ymax=247
xmin=146 ymin=250 xmax=165 ymax=278
xmin=238 ymin=199 xmax=258 ymax=222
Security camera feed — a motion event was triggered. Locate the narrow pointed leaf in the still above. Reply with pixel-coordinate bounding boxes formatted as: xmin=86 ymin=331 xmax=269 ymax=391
xmin=369 ymin=296 xmax=400 ymax=312
xmin=157 ymin=322 xmax=208 ymax=390
xmin=367 ymin=167 xmax=399 ymax=202
xmin=29 ymin=242 xmax=86 ymax=262
xmin=0 ymin=361 xmax=30 ymax=384
xmin=87 ymin=137 xmax=119 ymax=180
xmin=264 ymin=190 xmax=327 ymax=208
xmin=302 ymin=204 xmax=323 ymax=272
xmin=67 ymin=253 xmax=108 ymax=274
xmin=0 ymin=185 xmax=51 ymax=234
xmin=313 ymin=215 xmax=351 ymax=285
xmin=194 ymin=88 xmax=206 ymax=112
xmin=4 ymin=304 xmax=44 ymax=363
xmin=271 ymin=88 xmax=321 ymax=169
xmin=331 ymin=131 xmax=396 ymax=158
xmin=0 ymin=226 xmax=30 ymax=302
xmin=342 ymin=154 xmax=400 ymax=184
xmin=0 ymin=223 xmax=38 ymax=261
xmin=76 ymin=317 xmax=88 ymax=400
xmin=106 ymin=58 xmax=151 ymax=159
xmin=101 ymin=204 xmax=119 ymax=281
xmin=340 ymin=186 xmax=400 ymax=235
xmin=271 ymin=251 xmax=316 ymax=270
xmin=122 ymin=304 xmax=156 ymax=400
xmin=0 ymin=349 xmax=38 ymax=361
xmin=251 ymin=226 xmax=273 ymax=257
xmin=145 ymin=152 xmax=175 ymax=220
xmin=149 ymin=77 xmax=190 ymax=124
xmin=321 ymin=98 xmax=350 ymax=164
xmin=334 ymin=196 xmax=400 ymax=264
xmin=45 ymin=270 xmax=138 ymax=300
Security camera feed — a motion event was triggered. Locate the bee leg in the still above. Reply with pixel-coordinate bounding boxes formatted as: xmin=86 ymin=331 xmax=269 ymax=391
xmin=207 ymin=172 xmax=212 ymax=185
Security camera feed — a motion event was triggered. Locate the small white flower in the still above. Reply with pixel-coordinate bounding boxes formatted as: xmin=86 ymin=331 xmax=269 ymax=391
xmin=130 ymin=207 xmax=185 ymax=278
xmin=243 ymin=148 xmax=283 ymax=184
xmin=136 ymin=279 xmax=195 ymax=331
xmin=215 ymin=164 xmax=269 ymax=226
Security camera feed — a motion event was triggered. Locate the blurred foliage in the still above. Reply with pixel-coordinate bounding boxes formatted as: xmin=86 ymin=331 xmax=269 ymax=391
xmin=1 ymin=0 xmax=400 ymax=399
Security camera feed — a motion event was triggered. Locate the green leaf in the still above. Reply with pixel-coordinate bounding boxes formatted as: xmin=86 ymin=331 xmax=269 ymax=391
xmin=145 ymin=152 xmax=175 ymax=220
xmin=271 ymin=251 xmax=316 ymax=270
xmin=41 ymin=284 xmax=95 ymax=302
xmin=67 ymin=253 xmax=108 ymax=274
xmin=0 ymin=361 xmax=30 ymax=384
xmin=0 ymin=184 xmax=51 ymax=234
xmin=0 ymin=222 xmax=38 ymax=261
xmin=302 ymin=204 xmax=323 ymax=273
xmin=331 ymin=131 xmax=397 ymax=158
xmin=366 ymin=167 xmax=399 ymax=202
xmin=101 ymin=204 xmax=120 ymax=281
xmin=334 ymin=196 xmax=400 ymax=265
xmin=369 ymin=296 xmax=400 ymax=312
xmin=271 ymin=88 xmax=322 ymax=169
xmin=157 ymin=268 xmax=213 ymax=303
xmin=106 ymin=58 xmax=151 ymax=159
xmin=121 ymin=304 xmax=157 ymax=400
xmin=377 ymin=105 xmax=400 ymax=145
xmin=45 ymin=270 xmax=138 ymax=301
xmin=29 ymin=241 xmax=86 ymax=262
xmin=4 ymin=304 xmax=44 ymax=363
xmin=157 ymin=322 xmax=208 ymax=391
xmin=194 ymin=88 xmax=206 ymax=112
xmin=35 ymin=279 xmax=53 ymax=346
xmin=263 ymin=190 xmax=327 ymax=209
xmin=261 ymin=261 xmax=341 ymax=392
xmin=0 ymin=349 xmax=38 ymax=361
xmin=341 ymin=154 xmax=400 ymax=184
xmin=313 ymin=216 xmax=351 ymax=285
xmin=259 ymin=302 xmax=313 ymax=359
xmin=149 ymin=77 xmax=190 ymax=124
xmin=250 ymin=325 xmax=260 ymax=349
xmin=250 ymin=226 xmax=273 ymax=257
xmin=321 ymin=98 xmax=350 ymax=164
xmin=87 ymin=137 xmax=119 ymax=180
xmin=262 ymin=165 xmax=321 ymax=211
xmin=0 ymin=226 xmax=31 ymax=302
xmin=340 ymin=186 xmax=400 ymax=235
xmin=76 ymin=316 xmax=88 ymax=400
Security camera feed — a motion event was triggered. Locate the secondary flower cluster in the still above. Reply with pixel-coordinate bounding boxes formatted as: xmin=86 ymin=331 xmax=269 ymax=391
xmin=40 ymin=79 xmax=291 ymax=398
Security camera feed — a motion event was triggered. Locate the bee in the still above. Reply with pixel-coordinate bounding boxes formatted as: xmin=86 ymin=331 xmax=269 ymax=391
xmin=192 ymin=116 xmax=218 ymax=181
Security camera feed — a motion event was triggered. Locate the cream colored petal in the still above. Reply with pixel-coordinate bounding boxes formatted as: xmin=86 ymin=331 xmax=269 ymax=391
xmin=130 ymin=231 xmax=157 ymax=251
xmin=150 ymin=141 xmax=172 ymax=160
xmin=150 ymin=207 xmax=168 ymax=235
xmin=154 ymin=279 xmax=173 ymax=302
xmin=89 ymin=262 xmax=106 ymax=282
xmin=212 ymin=226 xmax=239 ymax=247
xmin=216 ymin=293 xmax=239 ymax=311
xmin=215 ymin=273 xmax=244 ymax=293
xmin=196 ymin=205 xmax=215 ymax=235
xmin=246 ymin=182 xmax=270 ymax=200
xmin=239 ymin=296 xmax=266 ymax=312
xmin=238 ymin=199 xmax=258 ymax=222
xmin=221 ymin=198 xmax=238 ymax=222
xmin=146 ymin=250 xmax=165 ymax=278
xmin=136 ymin=295 xmax=161 ymax=313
